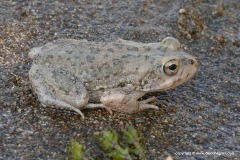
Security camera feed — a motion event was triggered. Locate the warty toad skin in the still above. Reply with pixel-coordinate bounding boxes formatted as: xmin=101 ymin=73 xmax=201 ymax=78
xmin=29 ymin=37 xmax=198 ymax=118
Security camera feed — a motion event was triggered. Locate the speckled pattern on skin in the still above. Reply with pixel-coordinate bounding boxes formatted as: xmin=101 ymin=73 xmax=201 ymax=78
xmin=29 ymin=37 xmax=198 ymax=118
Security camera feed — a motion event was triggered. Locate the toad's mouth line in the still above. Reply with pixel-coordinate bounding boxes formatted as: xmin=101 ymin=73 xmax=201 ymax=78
xmin=147 ymin=74 xmax=196 ymax=92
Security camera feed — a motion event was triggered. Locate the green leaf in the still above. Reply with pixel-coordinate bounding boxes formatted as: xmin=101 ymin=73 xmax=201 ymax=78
xmin=67 ymin=140 xmax=87 ymax=160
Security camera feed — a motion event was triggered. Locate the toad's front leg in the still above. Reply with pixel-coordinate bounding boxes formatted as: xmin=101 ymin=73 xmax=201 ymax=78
xmin=100 ymin=89 xmax=159 ymax=114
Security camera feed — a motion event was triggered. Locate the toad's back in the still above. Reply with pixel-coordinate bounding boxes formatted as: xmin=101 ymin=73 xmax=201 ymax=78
xmin=29 ymin=39 xmax=196 ymax=92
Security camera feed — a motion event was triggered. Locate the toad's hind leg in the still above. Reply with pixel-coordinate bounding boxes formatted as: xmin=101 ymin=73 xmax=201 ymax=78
xmin=29 ymin=64 xmax=89 ymax=118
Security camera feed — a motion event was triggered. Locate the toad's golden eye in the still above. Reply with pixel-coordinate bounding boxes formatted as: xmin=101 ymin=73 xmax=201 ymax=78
xmin=163 ymin=59 xmax=179 ymax=75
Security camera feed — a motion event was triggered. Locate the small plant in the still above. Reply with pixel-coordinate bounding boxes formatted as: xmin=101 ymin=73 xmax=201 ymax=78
xmin=121 ymin=126 xmax=146 ymax=159
xmin=67 ymin=140 xmax=87 ymax=160
xmin=67 ymin=126 xmax=146 ymax=160
xmin=99 ymin=130 xmax=132 ymax=160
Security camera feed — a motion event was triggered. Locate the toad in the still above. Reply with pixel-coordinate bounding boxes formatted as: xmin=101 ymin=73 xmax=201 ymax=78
xmin=29 ymin=37 xmax=198 ymax=118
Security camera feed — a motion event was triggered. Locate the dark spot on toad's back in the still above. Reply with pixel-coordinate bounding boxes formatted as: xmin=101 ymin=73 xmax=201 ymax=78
xmin=126 ymin=46 xmax=139 ymax=51
xmin=156 ymin=64 xmax=162 ymax=69
xmin=80 ymin=61 xmax=86 ymax=65
xmin=107 ymin=48 xmax=114 ymax=53
xmin=103 ymin=53 xmax=109 ymax=58
xmin=57 ymin=55 xmax=61 ymax=59
xmin=47 ymin=55 xmax=54 ymax=59
xmin=118 ymin=82 xmax=126 ymax=87
xmin=78 ymin=51 xmax=84 ymax=55
xmin=121 ymin=54 xmax=136 ymax=59
xmin=144 ymin=80 xmax=148 ymax=84
xmin=86 ymin=55 xmax=95 ymax=63
xmin=112 ymin=59 xmax=122 ymax=65
xmin=144 ymin=46 xmax=151 ymax=51
xmin=105 ymin=74 xmax=110 ymax=78
xmin=113 ymin=43 xmax=123 ymax=49
xmin=90 ymin=47 xmax=100 ymax=54
xmin=145 ymin=55 xmax=149 ymax=60
xmin=66 ymin=50 xmax=73 ymax=54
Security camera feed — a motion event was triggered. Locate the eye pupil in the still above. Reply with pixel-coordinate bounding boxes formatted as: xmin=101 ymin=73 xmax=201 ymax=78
xmin=163 ymin=59 xmax=179 ymax=75
xmin=169 ymin=64 xmax=177 ymax=70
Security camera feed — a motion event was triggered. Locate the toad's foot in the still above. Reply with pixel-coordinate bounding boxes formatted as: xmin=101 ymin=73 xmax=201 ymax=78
xmin=41 ymin=97 xmax=85 ymax=119
xmin=139 ymin=96 xmax=159 ymax=111
xmin=141 ymin=96 xmax=157 ymax=104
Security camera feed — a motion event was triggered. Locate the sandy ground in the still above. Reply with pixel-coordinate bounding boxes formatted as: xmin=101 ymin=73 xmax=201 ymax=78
xmin=0 ymin=0 xmax=239 ymax=159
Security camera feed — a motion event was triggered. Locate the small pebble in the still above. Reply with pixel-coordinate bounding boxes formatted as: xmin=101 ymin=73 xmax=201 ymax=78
xmin=166 ymin=155 xmax=173 ymax=160
xmin=20 ymin=92 xmax=24 ymax=97
xmin=93 ymin=131 xmax=100 ymax=136
xmin=179 ymin=8 xmax=186 ymax=14
xmin=186 ymin=34 xmax=192 ymax=40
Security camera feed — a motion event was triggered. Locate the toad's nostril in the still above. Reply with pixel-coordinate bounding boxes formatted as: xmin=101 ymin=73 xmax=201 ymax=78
xmin=190 ymin=59 xmax=195 ymax=64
